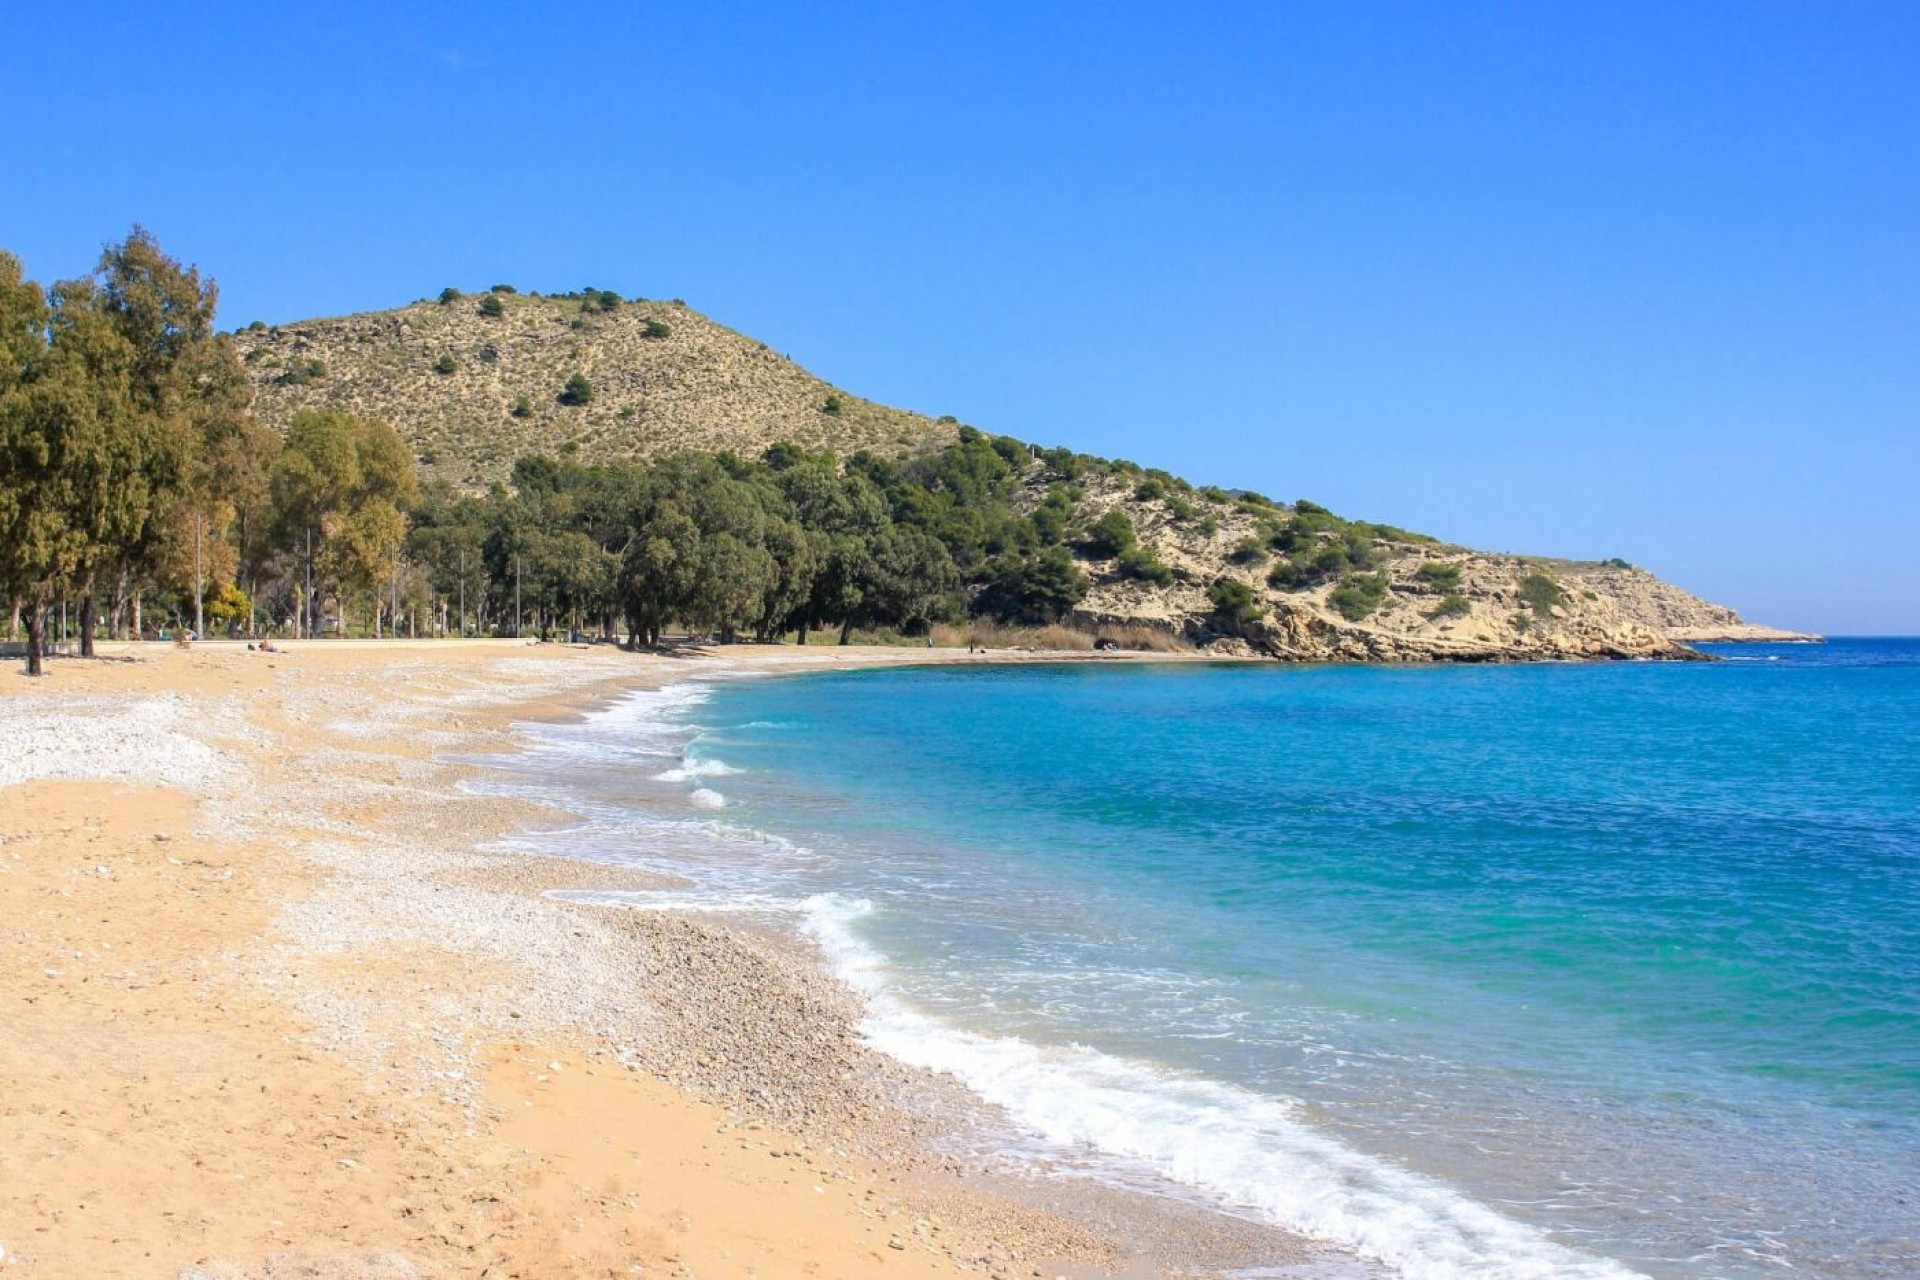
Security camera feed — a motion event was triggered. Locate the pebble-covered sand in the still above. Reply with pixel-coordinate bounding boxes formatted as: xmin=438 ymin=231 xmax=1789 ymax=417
xmin=0 ymin=639 xmax=1336 ymax=1279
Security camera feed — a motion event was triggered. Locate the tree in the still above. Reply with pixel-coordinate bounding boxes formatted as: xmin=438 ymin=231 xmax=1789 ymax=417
xmin=477 ymin=294 xmax=505 ymax=318
xmin=269 ymin=409 xmax=417 ymax=636
xmin=0 ymin=253 xmax=83 ymax=674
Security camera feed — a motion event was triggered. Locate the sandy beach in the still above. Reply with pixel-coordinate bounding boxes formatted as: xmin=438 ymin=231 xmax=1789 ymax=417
xmin=0 ymin=639 xmax=1315 ymax=1280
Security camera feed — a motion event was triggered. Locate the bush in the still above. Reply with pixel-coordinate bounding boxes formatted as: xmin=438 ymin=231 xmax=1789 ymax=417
xmin=1134 ymin=477 xmax=1167 ymax=502
xmin=1116 ymin=547 xmax=1174 ymax=585
xmin=478 ymin=294 xmax=505 ymax=318
xmin=1082 ymin=509 xmax=1137 ymax=559
xmin=433 ymin=353 xmax=458 ymax=375
xmin=510 ymin=395 xmax=534 ymax=419
xmin=1416 ymin=561 xmax=1463 ymax=591
xmin=477 ymin=344 xmax=498 ymax=364
xmin=1228 ymin=536 xmax=1269 ymax=566
xmin=1208 ymin=577 xmax=1262 ymax=625
xmin=1328 ymin=573 xmax=1390 ymax=621
xmin=1427 ymin=594 xmax=1472 ymax=620
xmin=1602 ymin=557 xmax=1633 ymax=569
xmin=438 ymin=286 xmax=462 ymax=305
xmin=246 ymin=319 xmax=267 ymax=331
xmin=1518 ymin=572 xmax=1566 ymax=614
xmin=1165 ymin=496 xmax=1197 ymax=522
xmin=489 ymin=283 xmax=517 ymax=294
xmin=642 ymin=318 xmax=671 ymax=339
xmin=559 ymin=373 xmax=594 ymax=406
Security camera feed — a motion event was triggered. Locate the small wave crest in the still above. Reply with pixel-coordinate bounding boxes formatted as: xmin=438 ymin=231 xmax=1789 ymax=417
xmin=654 ymin=757 xmax=741 ymax=782
xmin=688 ymin=787 xmax=727 ymax=809
xmin=796 ymin=895 xmax=1643 ymax=1280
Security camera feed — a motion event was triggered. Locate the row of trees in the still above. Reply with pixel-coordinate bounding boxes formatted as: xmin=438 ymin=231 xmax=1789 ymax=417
xmin=1 ymin=231 xmax=279 ymax=674
xmin=402 ymin=430 xmax=1099 ymax=648
xmin=3 ymin=233 xmax=1121 ymax=671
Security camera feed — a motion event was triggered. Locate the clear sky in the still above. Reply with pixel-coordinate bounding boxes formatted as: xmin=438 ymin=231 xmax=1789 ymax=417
xmin=7 ymin=3 xmax=1916 ymax=632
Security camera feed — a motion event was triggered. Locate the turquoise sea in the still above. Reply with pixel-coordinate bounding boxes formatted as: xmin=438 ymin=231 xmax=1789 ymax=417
xmin=497 ymin=639 xmax=1919 ymax=1278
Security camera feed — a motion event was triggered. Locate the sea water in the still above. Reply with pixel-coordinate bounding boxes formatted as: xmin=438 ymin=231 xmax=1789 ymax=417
xmin=492 ymin=639 xmax=1920 ymax=1279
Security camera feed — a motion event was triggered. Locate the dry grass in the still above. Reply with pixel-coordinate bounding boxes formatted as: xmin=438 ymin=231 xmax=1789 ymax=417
xmin=235 ymin=294 xmax=956 ymax=491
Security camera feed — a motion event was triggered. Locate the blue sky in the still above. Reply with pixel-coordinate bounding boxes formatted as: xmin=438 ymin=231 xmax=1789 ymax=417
xmin=7 ymin=3 xmax=1916 ymax=632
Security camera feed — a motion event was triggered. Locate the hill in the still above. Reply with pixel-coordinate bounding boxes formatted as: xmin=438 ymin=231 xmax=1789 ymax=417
xmin=234 ymin=289 xmax=954 ymax=490
xmin=234 ymin=292 xmax=1808 ymax=660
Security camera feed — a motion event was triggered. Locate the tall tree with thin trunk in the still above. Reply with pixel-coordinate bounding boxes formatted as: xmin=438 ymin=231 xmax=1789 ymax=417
xmin=0 ymin=254 xmax=86 ymax=674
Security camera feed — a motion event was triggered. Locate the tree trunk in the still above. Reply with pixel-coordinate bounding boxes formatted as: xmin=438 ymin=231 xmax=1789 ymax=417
xmin=839 ymin=618 xmax=854 ymax=646
xmin=193 ymin=511 xmax=206 ymax=641
xmin=132 ymin=590 xmax=143 ymax=640
xmin=79 ymin=578 xmax=97 ymax=658
xmin=24 ymin=602 xmax=46 ymax=677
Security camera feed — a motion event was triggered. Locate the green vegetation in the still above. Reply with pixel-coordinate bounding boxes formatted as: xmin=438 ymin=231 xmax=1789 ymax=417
xmin=1518 ymin=572 xmax=1567 ymax=614
xmin=1416 ymin=561 xmax=1463 ymax=591
xmin=432 ymin=353 xmax=458 ymax=375
xmin=477 ymin=294 xmax=506 ymax=318
xmin=438 ymin=287 xmax=462 ymax=305
xmin=1115 ymin=546 xmax=1174 ymax=585
xmin=642 ymin=318 xmax=671 ymax=340
xmin=278 ymin=358 xmax=327 ymax=386
xmin=1427 ymin=593 xmax=1472 ymax=620
xmin=510 ymin=395 xmax=534 ymax=419
xmin=1082 ymin=509 xmax=1137 ymax=558
xmin=2 ymin=231 xmax=282 ymax=668
xmin=1328 ymin=572 xmax=1391 ymax=621
xmin=821 ymin=394 xmax=843 ymax=416
xmin=1208 ymin=577 xmax=1262 ymax=626
xmin=558 ymin=373 xmax=594 ymax=406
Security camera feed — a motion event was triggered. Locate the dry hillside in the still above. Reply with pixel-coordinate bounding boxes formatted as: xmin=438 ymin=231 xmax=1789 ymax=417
xmin=235 ymin=290 xmax=954 ymax=489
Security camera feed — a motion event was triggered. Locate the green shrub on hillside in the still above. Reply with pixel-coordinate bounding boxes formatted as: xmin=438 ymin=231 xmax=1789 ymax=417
xmin=1519 ymin=572 xmax=1566 ymax=613
xmin=1427 ymin=593 xmax=1472 ymax=620
xmin=477 ymin=344 xmax=498 ymax=364
xmin=1116 ymin=547 xmax=1174 ymax=585
xmin=510 ymin=395 xmax=534 ymax=419
xmin=559 ymin=373 xmax=594 ymax=406
xmin=477 ymin=294 xmax=505 ymax=318
xmin=439 ymin=287 xmax=462 ymax=305
xmin=1208 ymin=578 xmax=1263 ymax=625
xmin=1082 ymin=509 xmax=1137 ymax=559
xmin=642 ymin=318 xmax=671 ymax=339
xmin=433 ymin=353 xmax=458 ymax=375
xmin=1417 ymin=561 xmax=1463 ymax=591
xmin=1229 ymin=536 xmax=1269 ymax=566
xmin=1328 ymin=573 xmax=1390 ymax=621
xmin=821 ymin=394 xmax=843 ymax=415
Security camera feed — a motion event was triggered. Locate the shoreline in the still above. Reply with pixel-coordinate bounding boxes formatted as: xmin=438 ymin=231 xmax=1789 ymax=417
xmin=0 ymin=639 xmax=1338 ymax=1278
